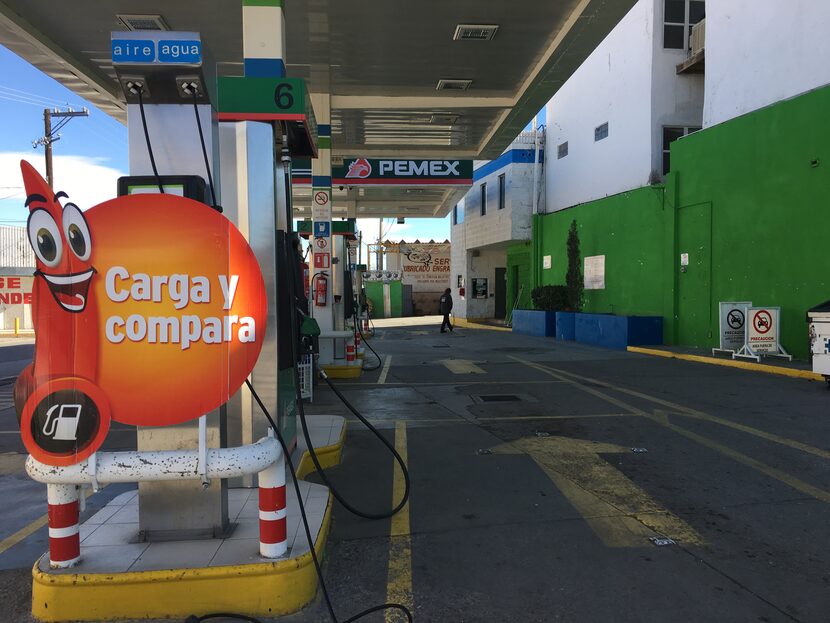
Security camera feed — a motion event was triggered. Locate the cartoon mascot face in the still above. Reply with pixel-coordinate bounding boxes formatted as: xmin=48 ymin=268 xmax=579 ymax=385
xmin=15 ymin=161 xmax=108 ymax=467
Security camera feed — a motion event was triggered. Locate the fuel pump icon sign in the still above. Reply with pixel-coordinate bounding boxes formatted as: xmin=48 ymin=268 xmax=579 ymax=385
xmin=42 ymin=404 xmax=83 ymax=441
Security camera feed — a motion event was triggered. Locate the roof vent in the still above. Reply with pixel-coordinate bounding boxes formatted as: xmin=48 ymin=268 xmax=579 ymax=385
xmin=430 ymin=113 xmax=460 ymax=125
xmin=453 ymin=24 xmax=499 ymax=41
xmin=436 ymin=79 xmax=472 ymax=91
xmin=117 ymin=14 xmax=169 ymax=31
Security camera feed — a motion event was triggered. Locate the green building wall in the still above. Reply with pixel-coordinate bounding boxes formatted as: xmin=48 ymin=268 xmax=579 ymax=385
xmin=506 ymin=242 xmax=533 ymax=312
xmin=529 ymin=85 xmax=830 ymax=359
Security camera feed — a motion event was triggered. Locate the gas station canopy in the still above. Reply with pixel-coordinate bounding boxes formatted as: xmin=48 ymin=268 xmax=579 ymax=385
xmin=0 ymin=0 xmax=634 ymax=218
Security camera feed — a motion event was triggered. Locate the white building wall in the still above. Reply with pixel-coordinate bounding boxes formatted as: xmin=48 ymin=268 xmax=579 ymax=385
xmin=545 ymin=0 xmax=705 ymax=210
xmin=649 ymin=1 xmax=705 ymax=177
xmin=703 ymin=0 xmax=830 ymax=128
xmin=545 ymin=0 xmax=655 ymax=212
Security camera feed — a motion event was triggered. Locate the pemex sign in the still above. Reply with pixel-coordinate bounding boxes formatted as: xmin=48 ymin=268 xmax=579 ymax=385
xmin=16 ymin=161 xmax=267 ymax=466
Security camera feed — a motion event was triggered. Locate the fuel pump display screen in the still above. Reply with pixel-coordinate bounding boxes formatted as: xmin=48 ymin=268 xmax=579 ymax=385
xmin=117 ymin=175 xmax=207 ymax=203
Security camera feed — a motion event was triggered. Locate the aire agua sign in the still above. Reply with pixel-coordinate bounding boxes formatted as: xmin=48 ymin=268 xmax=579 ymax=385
xmin=16 ymin=161 xmax=266 ymax=466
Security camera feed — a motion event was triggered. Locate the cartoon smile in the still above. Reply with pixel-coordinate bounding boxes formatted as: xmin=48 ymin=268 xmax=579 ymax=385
xmin=38 ymin=269 xmax=95 ymax=313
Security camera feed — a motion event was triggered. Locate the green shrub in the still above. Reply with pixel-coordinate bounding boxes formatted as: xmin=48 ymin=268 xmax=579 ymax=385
xmin=531 ymin=285 xmax=570 ymax=311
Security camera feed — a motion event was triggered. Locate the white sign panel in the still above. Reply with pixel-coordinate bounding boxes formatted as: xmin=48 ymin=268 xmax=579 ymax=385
xmin=399 ymin=243 xmax=451 ymax=293
xmin=746 ymin=307 xmax=779 ymax=353
xmin=584 ymin=255 xmax=605 ymax=290
xmin=311 ymin=188 xmax=331 ymax=224
xmin=717 ymin=301 xmax=752 ymax=352
xmin=543 ymin=255 xmax=552 ymax=270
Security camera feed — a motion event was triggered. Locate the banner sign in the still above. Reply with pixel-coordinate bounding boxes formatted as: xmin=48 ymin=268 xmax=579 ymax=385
xmin=16 ymin=161 xmax=266 ymax=466
xmin=291 ymin=158 xmax=472 ymax=186
xmin=399 ymin=243 xmax=451 ymax=292
xmin=716 ymin=301 xmax=751 ymax=352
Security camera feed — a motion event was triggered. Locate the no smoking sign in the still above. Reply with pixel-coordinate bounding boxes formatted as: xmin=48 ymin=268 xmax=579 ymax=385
xmin=314 ymin=237 xmax=328 ymax=250
xmin=314 ymin=191 xmax=330 ymax=206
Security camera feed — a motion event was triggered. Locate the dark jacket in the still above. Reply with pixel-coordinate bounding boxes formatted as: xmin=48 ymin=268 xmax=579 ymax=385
xmin=439 ymin=293 xmax=453 ymax=315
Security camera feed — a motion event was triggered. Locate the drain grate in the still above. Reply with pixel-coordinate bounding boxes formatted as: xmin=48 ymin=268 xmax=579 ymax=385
xmin=432 ymin=344 xmax=450 ymax=348
xmin=478 ymin=394 xmax=521 ymax=402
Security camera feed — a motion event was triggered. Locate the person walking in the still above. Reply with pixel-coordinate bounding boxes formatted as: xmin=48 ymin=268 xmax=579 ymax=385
xmin=439 ymin=288 xmax=453 ymax=333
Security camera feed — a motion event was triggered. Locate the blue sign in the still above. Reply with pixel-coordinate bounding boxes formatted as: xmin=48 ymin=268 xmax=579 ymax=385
xmin=314 ymin=222 xmax=331 ymax=238
xmin=111 ymin=39 xmax=155 ymax=64
xmin=111 ymin=32 xmax=201 ymax=65
xmin=157 ymin=40 xmax=202 ymax=64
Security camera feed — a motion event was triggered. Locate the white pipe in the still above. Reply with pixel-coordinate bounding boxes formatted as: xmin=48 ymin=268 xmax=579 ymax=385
xmin=197 ymin=414 xmax=208 ymax=486
xmin=26 ymin=437 xmax=280 ymax=484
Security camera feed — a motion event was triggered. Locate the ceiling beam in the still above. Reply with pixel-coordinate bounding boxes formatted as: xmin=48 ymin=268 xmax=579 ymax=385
xmin=330 ymin=95 xmax=513 ymax=110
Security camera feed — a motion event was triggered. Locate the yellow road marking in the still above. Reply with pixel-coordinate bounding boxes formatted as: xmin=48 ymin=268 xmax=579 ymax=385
xmin=438 ymin=358 xmax=486 ymax=374
xmin=628 ymin=346 xmax=824 ymax=382
xmin=386 ymin=420 xmax=413 ymax=622
xmin=548 ymin=365 xmax=830 ymax=460
xmin=494 ymin=436 xmax=703 ymax=547
xmin=0 ymin=515 xmax=48 ymax=556
xmin=378 ymin=355 xmax=392 ymax=385
xmin=510 ymin=357 xmax=830 ymax=504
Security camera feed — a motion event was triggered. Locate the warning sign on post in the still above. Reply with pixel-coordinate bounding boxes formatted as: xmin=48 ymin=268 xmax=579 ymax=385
xmin=715 ymin=301 xmax=751 ymax=353
xmin=735 ymin=306 xmax=792 ymax=362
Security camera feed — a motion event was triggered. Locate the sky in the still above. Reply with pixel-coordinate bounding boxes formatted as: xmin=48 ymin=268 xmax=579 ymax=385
xmin=0 ymin=43 xmax=544 ymax=253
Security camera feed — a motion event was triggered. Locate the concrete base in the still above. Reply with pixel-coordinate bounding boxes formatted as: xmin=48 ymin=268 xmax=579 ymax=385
xmin=30 ymin=415 xmax=348 ymax=622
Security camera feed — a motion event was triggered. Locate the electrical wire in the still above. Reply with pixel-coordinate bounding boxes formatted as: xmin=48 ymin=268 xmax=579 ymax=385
xmin=135 ymin=87 xmax=164 ymax=193
xmin=191 ymin=90 xmax=218 ymax=210
xmin=354 ymin=313 xmax=381 ymax=371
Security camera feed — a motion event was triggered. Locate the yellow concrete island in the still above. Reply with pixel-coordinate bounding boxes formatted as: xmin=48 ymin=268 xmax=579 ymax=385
xmin=30 ymin=419 xmax=347 ymax=622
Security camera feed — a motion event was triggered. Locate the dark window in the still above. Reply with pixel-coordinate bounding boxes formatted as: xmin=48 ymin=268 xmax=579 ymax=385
xmin=689 ymin=1 xmax=705 ymax=24
xmin=498 ymin=174 xmax=506 ymax=210
xmin=664 ymin=0 xmax=706 ymax=50
xmin=480 ymin=183 xmax=487 ymax=216
xmin=662 ymin=126 xmax=701 ymax=174
xmin=452 ymin=204 xmax=458 ymax=225
xmin=595 ymin=122 xmax=609 ymax=142
xmin=557 ymin=141 xmax=568 ymax=159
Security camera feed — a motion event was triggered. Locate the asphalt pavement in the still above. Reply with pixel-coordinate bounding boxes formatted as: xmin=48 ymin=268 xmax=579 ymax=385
xmin=0 ymin=324 xmax=828 ymax=622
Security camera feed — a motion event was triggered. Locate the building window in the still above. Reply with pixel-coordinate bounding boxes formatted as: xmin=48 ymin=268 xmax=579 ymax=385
xmin=664 ymin=0 xmax=705 ymax=50
xmin=594 ymin=122 xmax=609 ymax=142
xmin=498 ymin=174 xmax=506 ymax=210
xmin=452 ymin=204 xmax=458 ymax=225
xmin=662 ymin=126 xmax=701 ymax=174
xmin=557 ymin=141 xmax=568 ymax=159
xmin=480 ymin=183 xmax=487 ymax=216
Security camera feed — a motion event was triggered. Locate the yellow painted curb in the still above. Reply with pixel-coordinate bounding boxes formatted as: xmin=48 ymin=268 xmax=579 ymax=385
xmin=321 ymin=363 xmax=363 ymax=379
xmin=627 ymin=346 xmax=823 ymax=382
xmin=31 ymin=497 xmax=333 ymax=622
xmin=453 ymin=318 xmax=512 ymax=332
xmin=295 ymin=421 xmax=348 ymax=480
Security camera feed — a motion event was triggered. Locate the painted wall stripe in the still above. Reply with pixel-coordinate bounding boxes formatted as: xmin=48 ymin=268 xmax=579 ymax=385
xmin=317 ymin=124 xmax=331 ymax=136
xmin=243 ymin=0 xmax=282 ymax=6
xmin=312 ymin=175 xmax=332 ymax=187
xmin=244 ymin=58 xmax=287 ymax=78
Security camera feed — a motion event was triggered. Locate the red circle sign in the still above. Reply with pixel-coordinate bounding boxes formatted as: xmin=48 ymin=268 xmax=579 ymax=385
xmin=314 ymin=191 xmax=329 ymax=205
xmin=315 ymin=237 xmax=328 ymax=249
xmin=753 ymin=310 xmax=772 ymax=334
xmin=16 ymin=161 xmax=268 ymax=464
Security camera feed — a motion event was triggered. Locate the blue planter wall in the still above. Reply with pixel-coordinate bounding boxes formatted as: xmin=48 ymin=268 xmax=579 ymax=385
xmin=556 ymin=312 xmax=576 ymax=341
xmin=574 ymin=314 xmax=663 ymax=349
xmin=512 ymin=310 xmax=556 ymax=337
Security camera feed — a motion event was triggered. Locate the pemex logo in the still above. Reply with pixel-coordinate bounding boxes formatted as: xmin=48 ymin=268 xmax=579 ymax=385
xmin=345 ymin=158 xmax=372 ymax=179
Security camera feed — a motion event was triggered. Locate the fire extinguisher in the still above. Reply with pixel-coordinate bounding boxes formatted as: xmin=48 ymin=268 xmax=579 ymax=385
xmin=314 ymin=272 xmax=328 ymax=307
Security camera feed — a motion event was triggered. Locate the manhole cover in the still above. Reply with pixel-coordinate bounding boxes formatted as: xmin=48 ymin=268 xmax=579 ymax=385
xmin=478 ymin=394 xmax=521 ymax=402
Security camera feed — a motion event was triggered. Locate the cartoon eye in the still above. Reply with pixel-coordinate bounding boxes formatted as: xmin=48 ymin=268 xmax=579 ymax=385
xmin=27 ymin=209 xmax=63 ymax=268
xmin=62 ymin=203 xmax=91 ymax=261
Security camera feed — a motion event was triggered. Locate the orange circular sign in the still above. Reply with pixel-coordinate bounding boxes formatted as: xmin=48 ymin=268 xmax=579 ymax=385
xmin=16 ymin=161 xmax=267 ymax=465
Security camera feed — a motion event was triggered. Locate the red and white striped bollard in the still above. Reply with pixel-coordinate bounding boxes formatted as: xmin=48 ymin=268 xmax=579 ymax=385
xmin=47 ymin=483 xmax=81 ymax=568
xmin=258 ymin=449 xmax=287 ymax=558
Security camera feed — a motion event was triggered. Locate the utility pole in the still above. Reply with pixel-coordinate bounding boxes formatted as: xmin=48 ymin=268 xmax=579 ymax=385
xmin=377 ymin=218 xmax=383 ymax=270
xmin=33 ymin=107 xmax=89 ymax=188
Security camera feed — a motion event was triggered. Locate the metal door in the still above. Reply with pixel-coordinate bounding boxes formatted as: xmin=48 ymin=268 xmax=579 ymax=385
xmin=494 ymin=267 xmax=507 ymax=319
xmin=676 ymin=203 xmax=713 ymax=348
